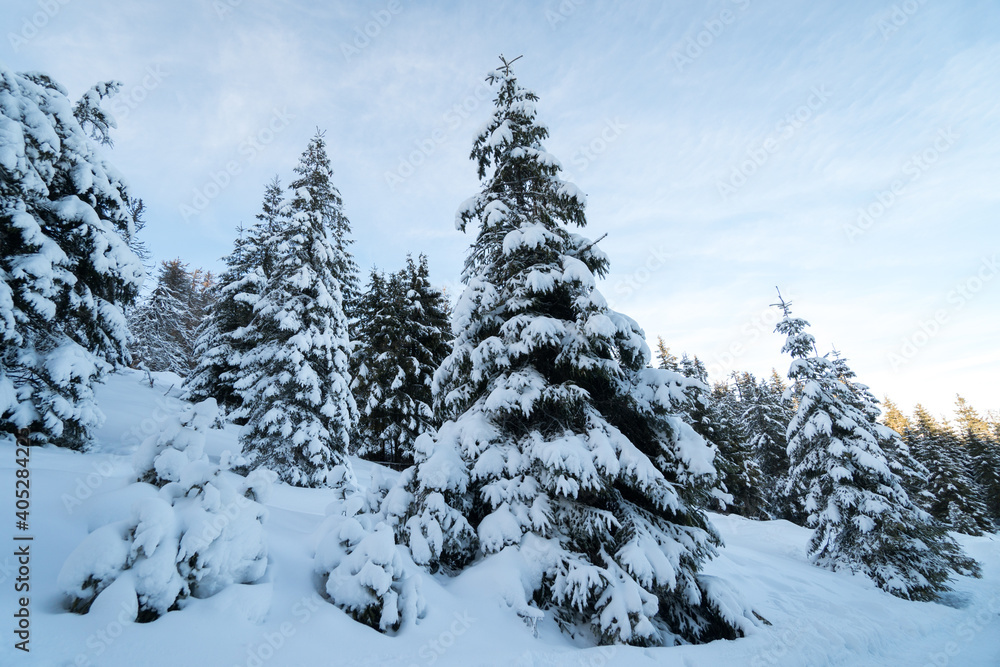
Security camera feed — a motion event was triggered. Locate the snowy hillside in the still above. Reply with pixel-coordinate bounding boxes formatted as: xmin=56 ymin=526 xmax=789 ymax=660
xmin=2 ymin=369 xmax=997 ymax=666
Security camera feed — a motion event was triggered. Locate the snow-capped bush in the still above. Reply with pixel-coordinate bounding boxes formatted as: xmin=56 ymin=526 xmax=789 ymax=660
xmin=58 ymin=399 xmax=273 ymax=620
xmin=314 ymin=495 xmax=425 ymax=632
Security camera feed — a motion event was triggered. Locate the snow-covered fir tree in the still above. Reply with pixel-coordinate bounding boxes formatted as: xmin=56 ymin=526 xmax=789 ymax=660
xmin=954 ymin=396 xmax=1000 ymax=525
xmin=700 ymin=376 xmax=764 ymax=519
xmin=58 ymin=398 xmax=272 ymax=620
xmin=830 ymin=352 xmax=933 ymax=515
xmin=385 ymin=59 xmax=753 ymax=645
xmin=128 ymin=259 xmax=211 ymax=376
xmin=289 ymin=129 xmax=359 ymax=326
xmin=351 ymin=267 xmax=398 ymax=461
xmin=352 ymin=256 xmax=452 ymax=467
xmin=234 ymin=136 xmax=358 ymax=488
xmin=775 ymin=296 xmax=980 ymax=600
xmin=1 ymin=67 xmax=143 ymax=448
xmin=907 ymin=405 xmax=993 ymax=535
xmin=185 ymin=178 xmax=282 ymax=413
xmin=718 ymin=373 xmax=766 ymax=518
xmin=661 ymin=349 xmax=752 ymax=517
xmin=739 ymin=371 xmax=796 ymax=520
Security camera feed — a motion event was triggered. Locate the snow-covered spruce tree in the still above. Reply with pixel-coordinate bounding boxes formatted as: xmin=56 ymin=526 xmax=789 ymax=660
xmin=58 ymin=398 xmax=272 ymax=621
xmin=127 ymin=259 xmax=208 ymax=375
xmin=704 ymin=377 xmax=764 ymax=519
xmin=955 ymin=396 xmax=1000 ymax=525
xmin=185 ymin=178 xmax=283 ymax=413
xmin=881 ymin=397 xmax=911 ymax=437
xmin=775 ymin=297 xmax=979 ymax=599
xmin=662 ymin=350 xmax=746 ymax=516
xmin=739 ymin=371 xmax=796 ymax=520
xmin=289 ymin=129 xmax=359 ymax=327
xmin=908 ymin=405 xmax=993 ymax=535
xmin=1 ymin=67 xmax=143 ymax=448
xmin=351 ymin=267 xmax=399 ymax=460
xmin=719 ymin=374 xmax=767 ymax=519
xmin=388 ymin=255 xmax=452 ymax=456
xmin=354 ymin=256 xmax=452 ymax=467
xmin=833 ymin=355 xmax=934 ymax=514
xmin=387 ymin=59 xmax=752 ymax=645
xmin=235 ymin=135 xmax=358 ymax=488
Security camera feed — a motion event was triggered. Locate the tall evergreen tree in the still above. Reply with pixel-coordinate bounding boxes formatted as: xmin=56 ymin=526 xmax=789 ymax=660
xmin=830 ymin=353 xmax=931 ymax=512
xmin=775 ymin=296 xmax=979 ymax=600
xmin=186 ymin=178 xmax=282 ymax=412
xmin=351 ymin=267 xmax=403 ymax=462
xmin=1 ymin=67 xmax=143 ymax=448
xmin=387 ymin=59 xmax=752 ymax=645
xmin=235 ymin=137 xmax=357 ymax=488
xmin=288 ymin=129 xmax=359 ymax=326
xmin=907 ymin=405 xmax=992 ymax=535
xmin=128 ymin=259 xmax=209 ymax=375
xmin=739 ymin=371 xmax=796 ymax=520
xmin=711 ymin=376 xmax=765 ymax=519
xmin=881 ymin=397 xmax=910 ymax=437
xmin=353 ymin=256 xmax=451 ymax=467
xmin=954 ymin=396 xmax=1000 ymax=525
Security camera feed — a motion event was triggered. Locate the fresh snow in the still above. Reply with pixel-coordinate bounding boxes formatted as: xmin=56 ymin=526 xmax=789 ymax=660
xmin=1 ymin=368 xmax=997 ymax=665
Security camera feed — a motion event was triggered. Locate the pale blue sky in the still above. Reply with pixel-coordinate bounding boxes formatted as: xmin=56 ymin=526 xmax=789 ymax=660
xmin=3 ymin=0 xmax=998 ymax=417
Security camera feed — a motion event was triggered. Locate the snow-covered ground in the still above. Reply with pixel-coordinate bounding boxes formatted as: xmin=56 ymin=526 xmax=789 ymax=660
xmin=1 ymin=369 xmax=997 ymax=666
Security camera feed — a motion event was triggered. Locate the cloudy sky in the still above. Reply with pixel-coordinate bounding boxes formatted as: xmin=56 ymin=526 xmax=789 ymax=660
xmin=3 ymin=0 xmax=998 ymax=417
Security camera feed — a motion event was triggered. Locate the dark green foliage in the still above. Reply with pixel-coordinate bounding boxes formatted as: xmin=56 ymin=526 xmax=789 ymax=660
xmin=352 ymin=255 xmax=451 ymax=467
xmin=907 ymin=405 xmax=993 ymax=535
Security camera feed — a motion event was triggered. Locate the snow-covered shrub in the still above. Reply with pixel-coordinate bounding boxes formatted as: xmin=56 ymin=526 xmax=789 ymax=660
xmin=314 ymin=495 xmax=425 ymax=633
xmin=58 ymin=398 xmax=273 ymax=620
xmin=381 ymin=428 xmax=479 ymax=573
